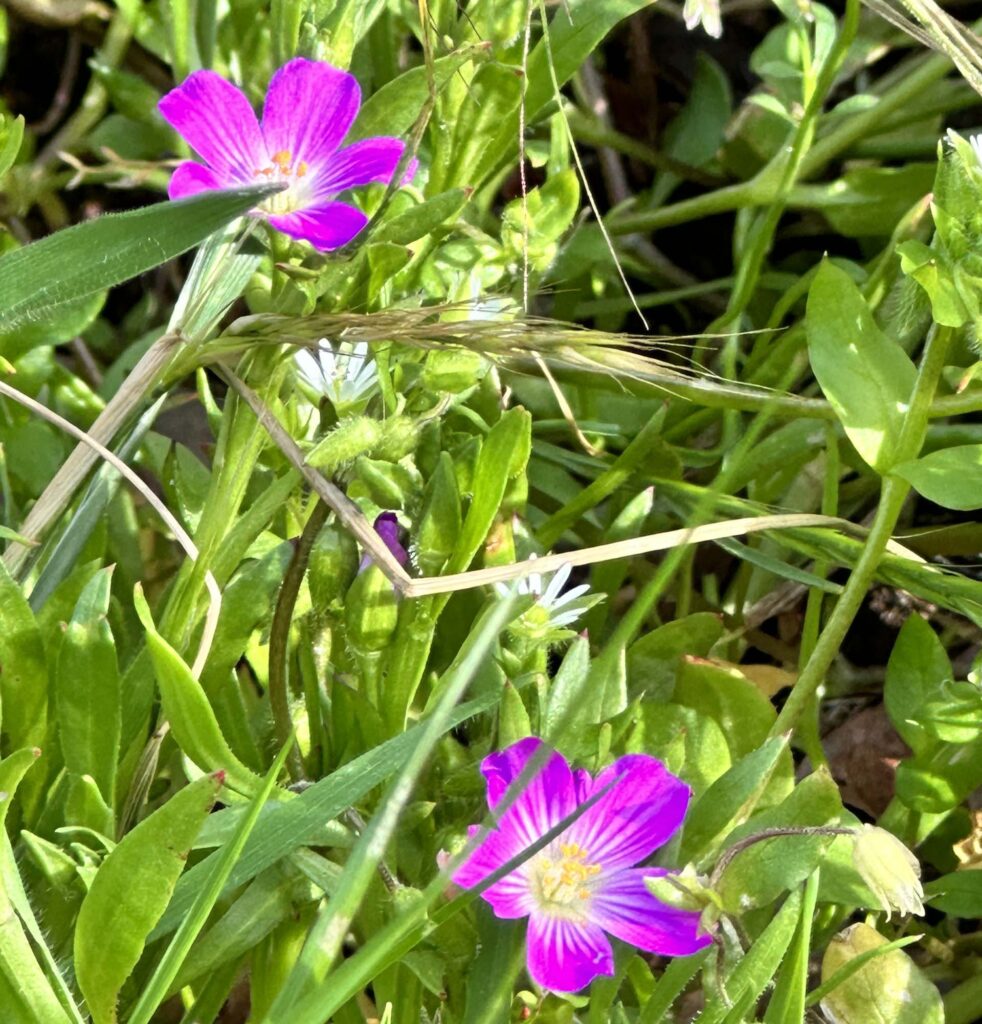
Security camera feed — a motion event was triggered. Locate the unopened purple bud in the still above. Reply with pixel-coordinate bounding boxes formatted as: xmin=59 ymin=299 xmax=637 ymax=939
xmin=360 ymin=511 xmax=408 ymax=571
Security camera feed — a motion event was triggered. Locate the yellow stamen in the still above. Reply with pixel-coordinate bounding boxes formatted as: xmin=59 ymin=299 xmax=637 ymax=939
xmin=271 ymin=149 xmax=293 ymax=173
xmin=534 ymin=842 xmax=602 ymax=913
xmin=296 ymin=161 xmax=308 ymax=178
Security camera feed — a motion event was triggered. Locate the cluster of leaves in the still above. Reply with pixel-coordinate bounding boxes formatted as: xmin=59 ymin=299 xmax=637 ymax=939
xmin=4 ymin=0 xmax=982 ymax=1022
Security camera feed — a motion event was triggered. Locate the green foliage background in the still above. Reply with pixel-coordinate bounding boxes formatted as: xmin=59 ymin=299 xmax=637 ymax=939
xmin=2 ymin=0 xmax=982 ymax=1021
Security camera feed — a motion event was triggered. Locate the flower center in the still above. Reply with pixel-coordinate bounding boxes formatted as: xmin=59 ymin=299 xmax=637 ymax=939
xmin=533 ymin=842 xmax=602 ymax=916
xmin=254 ymin=149 xmax=310 ymax=214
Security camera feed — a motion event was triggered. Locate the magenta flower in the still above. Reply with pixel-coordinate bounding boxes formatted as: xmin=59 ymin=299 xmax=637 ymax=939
xmin=158 ymin=58 xmax=412 ymax=251
xmin=452 ymin=737 xmax=710 ymax=993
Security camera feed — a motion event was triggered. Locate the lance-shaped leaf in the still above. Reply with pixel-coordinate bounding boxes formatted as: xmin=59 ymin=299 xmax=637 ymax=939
xmin=74 ymin=773 xmax=224 ymax=1024
xmin=0 ymin=184 xmax=278 ymax=333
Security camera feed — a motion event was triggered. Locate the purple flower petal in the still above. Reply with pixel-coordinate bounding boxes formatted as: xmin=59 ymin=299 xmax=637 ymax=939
xmin=480 ymin=740 xmax=577 ymax=849
xmin=564 ymin=755 xmax=691 ymax=872
xmin=313 ymin=137 xmax=411 ymax=198
xmin=167 ymin=161 xmax=224 ymax=200
xmin=590 ymin=868 xmax=711 ymax=956
xmin=266 ymin=202 xmax=369 ymax=251
xmin=453 ymin=824 xmax=527 ymax=890
xmin=526 ymin=914 xmax=614 ymax=992
xmin=261 ymin=58 xmax=361 ymax=171
xmin=159 ymin=70 xmax=266 ymax=183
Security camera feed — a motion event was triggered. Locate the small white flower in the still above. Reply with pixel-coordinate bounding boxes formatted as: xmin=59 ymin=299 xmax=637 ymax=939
xmin=496 ymin=558 xmax=592 ymax=630
xmin=970 ymin=133 xmax=982 ymax=169
xmin=683 ymin=0 xmax=722 ymax=37
xmin=295 ymin=339 xmax=376 ymax=407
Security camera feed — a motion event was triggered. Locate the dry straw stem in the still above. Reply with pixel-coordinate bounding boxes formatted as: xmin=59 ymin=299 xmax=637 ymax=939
xmin=221 ymin=368 xmax=924 ymax=600
xmin=0 ymin=377 xmax=221 ymax=677
xmin=2 ymin=330 xmax=182 ymax=574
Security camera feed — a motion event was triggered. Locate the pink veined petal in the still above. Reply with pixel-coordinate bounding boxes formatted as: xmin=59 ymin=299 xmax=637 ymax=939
xmin=526 ymin=914 xmax=614 ymax=993
xmin=482 ymin=737 xmax=545 ymax=808
xmin=261 ymin=58 xmax=361 ymax=170
xmin=565 ymin=754 xmax=692 ymax=871
xmin=167 ymin=161 xmax=224 ymax=200
xmin=313 ymin=137 xmax=411 ymax=200
xmin=159 ymin=70 xmax=266 ymax=183
xmin=480 ymin=739 xmax=577 ymax=849
xmin=452 ymin=825 xmax=534 ymax=919
xmin=267 ymin=202 xmax=369 ymax=251
xmin=453 ymin=824 xmax=521 ymax=884
xmin=589 ymin=868 xmax=712 ymax=957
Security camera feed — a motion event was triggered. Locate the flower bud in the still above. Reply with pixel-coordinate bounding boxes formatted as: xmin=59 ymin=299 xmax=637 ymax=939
xmin=344 ymin=565 xmax=398 ymax=655
xmin=851 ymin=825 xmax=924 ymax=918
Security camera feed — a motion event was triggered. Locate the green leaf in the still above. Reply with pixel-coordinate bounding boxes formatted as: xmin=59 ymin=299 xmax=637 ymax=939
xmin=819 ymin=923 xmax=943 ymax=1024
xmin=625 ymin=613 xmax=725 ymax=702
xmin=672 ymin=655 xmax=776 ymax=761
xmin=764 ymin=872 xmax=819 ymax=1024
xmin=415 ymin=453 xmax=462 ymax=576
xmin=0 ymin=185 xmax=277 ymax=333
xmin=0 ymin=560 xmax=47 ymax=752
xmin=716 ymin=769 xmax=842 ymax=912
xmin=373 ymin=188 xmax=471 ymax=246
xmin=125 ymin=741 xmax=295 ymax=1024
xmin=678 ymin=735 xmax=790 ymax=865
xmin=698 ymin=888 xmax=803 ymax=1024
xmin=74 ymin=773 xmax=223 ymax=1024
xmin=447 ymin=408 xmax=531 ymax=573
xmin=924 ymin=870 xmax=982 ymax=916
xmin=460 ymin=915 xmax=525 ymax=1024
xmin=625 ymin=704 xmax=731 ymax=797
xmin=806 ymin=260 xmax=917 ymax=471
xmin=801 ymin=164 xmax=935 ymax=238
xmin=884 ymin=614 xmax=953 ymax=755
xmin=133 ymin=586 xmax=263 ymax=796
xmin=894 ymin=444 xmax=982 ymax=510
xmin=897 ymin=239 xmax=974 ymax=328
xmin=0 ymin=113 xmax=24 ymax=178
xmin=0 ymin=894 xmax=72 ymax=1024
xmin=351 ymin=45 xmax=490 ymax=143
xmin=152 ymin=690 xmax=504 ymax=939
xmin=55 ymin=567 xmax=120 ymax=810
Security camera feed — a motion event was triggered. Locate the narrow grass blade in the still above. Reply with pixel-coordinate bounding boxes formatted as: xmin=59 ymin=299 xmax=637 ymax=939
xmin=124 ymin=739 xmax=295 ymax=1024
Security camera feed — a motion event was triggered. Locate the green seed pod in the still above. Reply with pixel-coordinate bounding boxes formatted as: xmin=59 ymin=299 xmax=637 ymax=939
xmin=354 ymin=456 xmax=419 ymax=511
xmin=376 ymin=414 xmax=419 ymax=463
xmin=416 ymin=452 xmax=461 ymax=576
xmin=308 ymin=523 xmax=359 ymax=610
xmin=307 ymin=416 xmax=382 ymax=473
xmin=344 ymin=565 xmax=399 ymax=656
xmin=820 ymin=923 xmax=943 ymax=1024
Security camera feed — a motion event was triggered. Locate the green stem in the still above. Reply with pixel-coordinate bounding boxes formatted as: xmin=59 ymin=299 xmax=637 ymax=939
xmin=772 ymin=324 xmax=955 ymax=736
xmin=269 ymin=500 xmax=329 ymax=783
xmin=607 ymin=37 xmax=955 ymax=240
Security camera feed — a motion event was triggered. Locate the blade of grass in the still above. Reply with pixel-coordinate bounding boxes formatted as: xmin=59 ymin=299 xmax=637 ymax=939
xmin=124 ymin=738 xmax=295 ymax=1024
xmin=264 ymin=595 xmax=517 ymax=1020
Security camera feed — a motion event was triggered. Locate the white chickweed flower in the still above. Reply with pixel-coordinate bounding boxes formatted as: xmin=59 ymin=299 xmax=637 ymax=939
xmin=496 ymin=559 xmax=592 ymax=630
xmin=295 ymin=339 xmax=377 ymax=407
